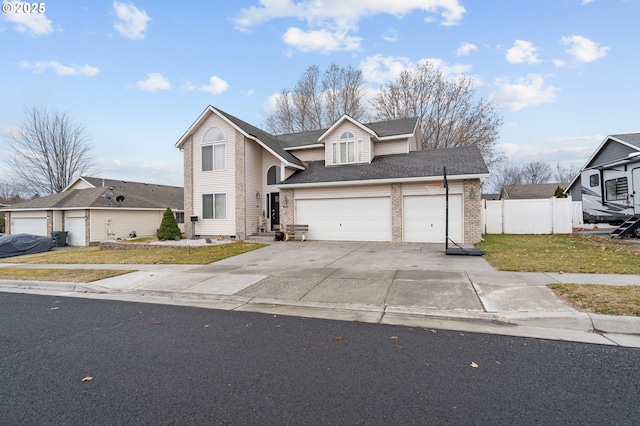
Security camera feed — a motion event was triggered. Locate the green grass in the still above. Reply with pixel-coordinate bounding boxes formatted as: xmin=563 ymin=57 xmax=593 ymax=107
xmin=477 ymin=234 xmax=640 ymax=274
xmin=0 ymin=242 xmax=267 ymax=265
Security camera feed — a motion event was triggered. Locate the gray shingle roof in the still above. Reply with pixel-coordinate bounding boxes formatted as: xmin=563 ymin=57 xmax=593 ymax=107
xmin=275 ymin=117 xmax=418 ymax=149
xmin=214 ymin=108 xmax=303 ymax=166
xmin=280 ymin=146 xmax=488 ymax=185
xmin=611 ymin=133 xmax=640 ymax=148
xmin=6 ymin=178 xmax=184 ymax=210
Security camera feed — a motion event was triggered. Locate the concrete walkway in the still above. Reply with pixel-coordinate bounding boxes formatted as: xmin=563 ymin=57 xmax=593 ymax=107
xmin=1 ymin=241 xmax=639 ymax=347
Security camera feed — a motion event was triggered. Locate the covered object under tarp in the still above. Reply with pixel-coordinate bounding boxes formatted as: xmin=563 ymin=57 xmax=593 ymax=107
xmin=0 ymin=233 xmax=54 ymax=259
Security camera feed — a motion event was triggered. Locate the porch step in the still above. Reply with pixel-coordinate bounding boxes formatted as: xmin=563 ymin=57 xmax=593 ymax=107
xmin=609 ymin=215 xmax=640 ymax=238
xmin=246 ymin=232 xmax=277 ymax=243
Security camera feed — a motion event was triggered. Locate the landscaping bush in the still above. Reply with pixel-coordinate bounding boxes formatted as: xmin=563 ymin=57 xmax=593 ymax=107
xmin=0 ymin=217 xmax=4 ymax=233
xmin=157 ymin=208 xmax=181 ymax=240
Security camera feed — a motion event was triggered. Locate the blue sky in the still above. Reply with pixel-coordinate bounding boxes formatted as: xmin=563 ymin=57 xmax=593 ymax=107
xmin=1 ymin=0 xmax=638 ymax=188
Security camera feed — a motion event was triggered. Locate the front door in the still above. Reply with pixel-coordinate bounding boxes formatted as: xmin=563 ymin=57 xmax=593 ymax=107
xmin=633 ymin=168 xmax=640 ymax=214
xmin=270 ymin=192 xmax=280 ymax=229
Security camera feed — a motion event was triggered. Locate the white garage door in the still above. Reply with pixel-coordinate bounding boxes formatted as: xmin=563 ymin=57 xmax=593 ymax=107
xmin=403 ymin=195 xmax=462 ymax=243
xmin=12 ymin=217 xmax=48 ymax=236
xmin=296 ymin=197 xmax=391 ymax=241
xmin=65 ymin=217 xmax=87 ymax=246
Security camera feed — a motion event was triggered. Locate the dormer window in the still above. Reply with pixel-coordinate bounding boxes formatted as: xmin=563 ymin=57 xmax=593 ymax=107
xmin=340 ymin=131 xmax=354 ymax=139
xmin=202 ymin=126 xmax=226 ymax=171
xmin=333 ymin=137 xmax=363 ymax=164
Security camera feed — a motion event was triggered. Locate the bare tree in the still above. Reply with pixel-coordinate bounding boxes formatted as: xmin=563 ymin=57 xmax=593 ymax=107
xmin=372 ymin=61 xmax=503 ymax=168
xmin=488 ymin=160 xmax=524 ymax=195
xmin=553 ymin=162 xmax=581 ymax=183
xmin=0 ymin=179 xmax=28 ymax=204
xmin=4 ymin=106 xmax=95 ymax=196
xmin=266 ymin=63 xmax=368 ymax=134
xmin=521 ymin=161 xmax=553 ymax=184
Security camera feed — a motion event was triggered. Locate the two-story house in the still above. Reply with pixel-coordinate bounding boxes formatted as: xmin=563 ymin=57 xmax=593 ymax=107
xmin=176 ymin=105 xmax=489 ymax=244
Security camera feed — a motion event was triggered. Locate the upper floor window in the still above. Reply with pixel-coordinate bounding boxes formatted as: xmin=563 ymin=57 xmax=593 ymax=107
xmin=340 ymin=131 xmax=354 ymax=139
xmin=333 ymin=139 xmax=363 ymax=164
xmin=202 ymin=127 xmax=226 ymax=171
xmin=267 ymin=165 xmax=281 ymax=185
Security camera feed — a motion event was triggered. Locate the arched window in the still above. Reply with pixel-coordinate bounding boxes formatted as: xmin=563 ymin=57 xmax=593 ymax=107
xmin=340 ymin=131 xmax=354 ymax=139
xmin=203 ymin=127 xmax=226 ymax=143
xmin=201 ymin=127 xmax=226 ymax=171
xmin=267 ymin=165 xmax=281 ymax=185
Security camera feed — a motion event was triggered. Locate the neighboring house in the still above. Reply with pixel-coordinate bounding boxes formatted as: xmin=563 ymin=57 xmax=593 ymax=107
xmin=499 ymin=183 xmax=569 ymax=200
xmin=566 ymin=132 xmax=640 ymax=223
xmin=176 ymin=105 xmax=489 ymax=244
xmin=0 ymin=177 xmax=184 ymax=246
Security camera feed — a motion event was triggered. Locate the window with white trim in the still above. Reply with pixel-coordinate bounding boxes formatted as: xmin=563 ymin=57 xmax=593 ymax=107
xmin=332 ymin=138 xmax=363 ymax=164
xmin=202 ymin=193 xmax=227 ymax=219
xmin=202 ymin=127 xmax=226 ymax=171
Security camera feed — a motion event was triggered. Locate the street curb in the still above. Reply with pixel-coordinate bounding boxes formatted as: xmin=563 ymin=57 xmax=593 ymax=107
xmin=1 ymin=280 xmax=638 ymax=348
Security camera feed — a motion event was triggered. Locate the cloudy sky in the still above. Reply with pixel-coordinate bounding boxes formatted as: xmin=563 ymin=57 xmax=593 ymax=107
xmin=1 ymin=0 xmax=638 ymax=187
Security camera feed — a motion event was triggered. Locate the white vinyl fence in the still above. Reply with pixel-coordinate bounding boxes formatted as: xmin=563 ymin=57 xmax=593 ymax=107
xmin=482 ymin=198 xmax=577 ymax=234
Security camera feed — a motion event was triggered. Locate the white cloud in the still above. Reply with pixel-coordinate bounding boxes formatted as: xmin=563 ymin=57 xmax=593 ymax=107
xmin=360 ymin=54 xmax=474 ymax=85
xmin=382 ymin=29 xmax=399 ymax=43
xmin=135 ymin=73 xmax=171 ymax=91
xmin=581 ymin=0 xmax=595 ymax=4
xmin=553 ymin=58 xmax=566 ymax=68
xmin=233 ymin=0 xmax=465 ymax=52
xmin=19 ymin=60 xmax=99 ymax=77
xmin=113 ymin=1 xmax=151 ymax=40
xmin=506 ymin=40 xmax=541 ymax=64
xmin=561 ymin=35 xmax=609 ymax=63
xmin=492 ymin=74 xmax=559 ymax=111
xmin=283 ymin=26 xmax=362 ymax=52
xmin=3 ymin=1 xmax=53 ymax=36
xmin=198 ymin=76 xmax=229 ymax=95
xmin=360 ymin=54 xmax=414 ymax=84
xmin=456 ymin=42 xmax=477 ymax=57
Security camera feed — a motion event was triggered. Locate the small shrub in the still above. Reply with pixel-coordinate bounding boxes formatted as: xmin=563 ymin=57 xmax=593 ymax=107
xmin=0 ymin=217 xmax=5 ymax=233
xmin=157 ymin=208 xmax=181 ymax=241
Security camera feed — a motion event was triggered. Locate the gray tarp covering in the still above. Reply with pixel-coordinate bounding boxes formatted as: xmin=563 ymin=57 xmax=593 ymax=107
xmin=0 ymin=233 xmax=55 ymax=259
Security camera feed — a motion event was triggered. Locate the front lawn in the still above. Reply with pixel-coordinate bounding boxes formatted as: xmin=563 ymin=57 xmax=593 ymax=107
xmin=549 ymin=284 xmax=640 ymax=317
xmin=0 ymin=268 xmax=133 ymax=282
xmin=477 ymin=234 xmax=640 ymax=274
xmin=0 ymin=242 xmax=267 ymax=265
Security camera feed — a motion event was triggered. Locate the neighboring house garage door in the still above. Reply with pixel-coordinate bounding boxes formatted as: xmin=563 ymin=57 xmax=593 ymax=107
xmin=296 ymin=197 xmax=391 ymax=241
xmin=12 ymin=217 xmax=48 ymax=236
xmin=403 ymin=195 xmax=463 ymax=243
xmin=65 ymin=217 xmax=87 ymax=246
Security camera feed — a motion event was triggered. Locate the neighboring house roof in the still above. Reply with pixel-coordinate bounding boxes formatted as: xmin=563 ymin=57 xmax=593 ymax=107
xmin=4 ymin=178 xmax=184 ymax=211
xmin=499 ymin=182 xmax=568 ymax=200
xmin=280 ymin=146 xmax=488 ymax=187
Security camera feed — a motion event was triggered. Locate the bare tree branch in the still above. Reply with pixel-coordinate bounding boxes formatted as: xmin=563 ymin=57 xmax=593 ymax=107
xmin=4 ymin=106 xmax=96 ymax=195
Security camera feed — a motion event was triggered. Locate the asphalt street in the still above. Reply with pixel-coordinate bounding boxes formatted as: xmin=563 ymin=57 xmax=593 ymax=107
xmin=1 ymin=293 xmax=639 ymax=425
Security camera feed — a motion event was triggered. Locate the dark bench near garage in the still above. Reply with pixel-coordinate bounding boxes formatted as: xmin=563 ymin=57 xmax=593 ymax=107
xmin=285 ymin=224 xmax=309 ymax=241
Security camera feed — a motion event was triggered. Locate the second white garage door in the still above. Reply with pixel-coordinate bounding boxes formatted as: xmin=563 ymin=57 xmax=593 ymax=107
xmin=65 ymin=217 xmax=87 ymax=246
xmin=403 ymin=195 xmax=462 ymax=243
xmin=296 ymin=197 xmax=391 ymax=242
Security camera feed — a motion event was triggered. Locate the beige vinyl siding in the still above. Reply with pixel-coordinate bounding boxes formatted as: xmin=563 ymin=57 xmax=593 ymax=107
xmin=324 ymin=122 xmax=372 ymax=165
xmin=192 ymin=114 xmax=236 ymax=235
xmin=294 ymin=184 xmax=391 ymax=200
xmin=63 ymin=210 xmax=87 ymax=218
xmin=374 ymin=139 xmax=410 ymax=156
xmin=245 ymin=139 xmax=263 ymax=234
xmin=66 ymin=180 xmax=94 ymax=190
xmin=90 ymin=209 xmax=165 ymax=242
xmin=289 ymin=147 xmax=325 ymax=162
xmin=9 ymin=210 xmax=48 ymax=219
xmin=402 ymin=181 xmax=464 ymax=196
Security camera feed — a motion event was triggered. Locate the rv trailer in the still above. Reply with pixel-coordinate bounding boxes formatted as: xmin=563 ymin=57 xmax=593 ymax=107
xmin=580 ymin=153 xmax=640 ymax=231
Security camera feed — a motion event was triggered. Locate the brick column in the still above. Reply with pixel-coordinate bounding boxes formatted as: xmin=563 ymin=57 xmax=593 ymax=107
xmin=463 ymin=179 xmax=482 ymax=244
xmin=391 ymin=183 xmax=402 ymax=242
xmin=280 ymin=188 xmax=294 ymax=228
